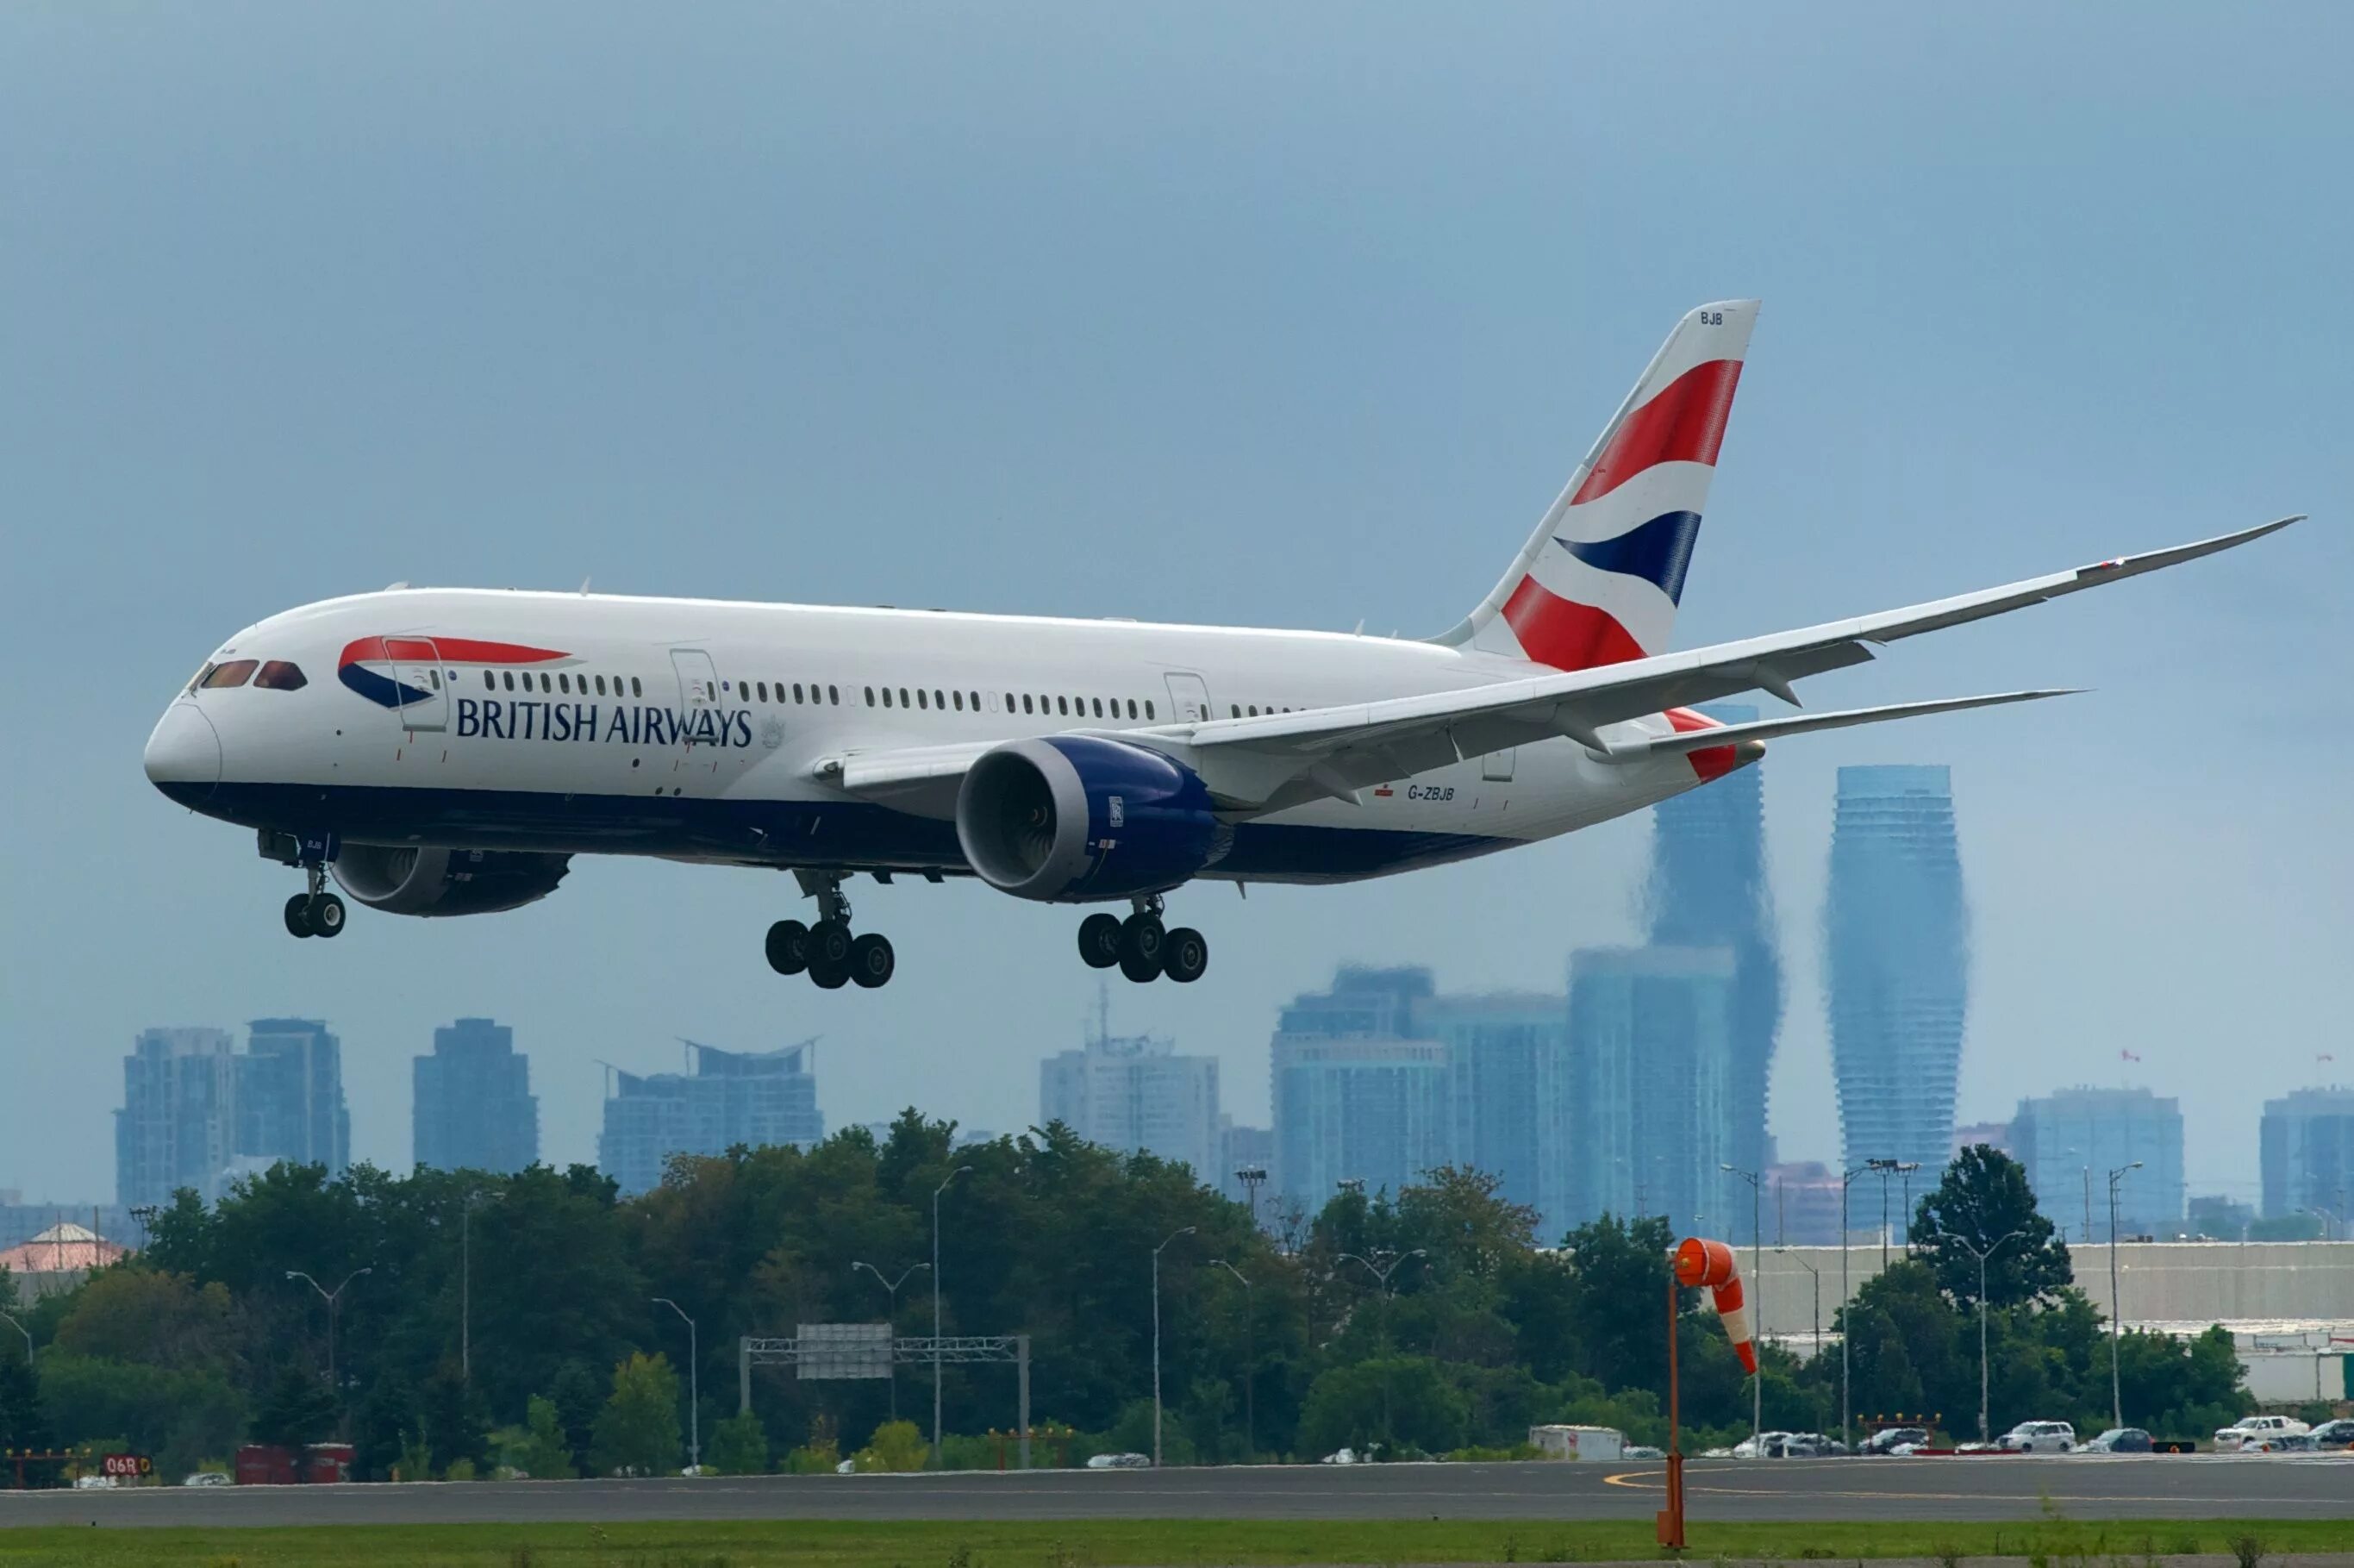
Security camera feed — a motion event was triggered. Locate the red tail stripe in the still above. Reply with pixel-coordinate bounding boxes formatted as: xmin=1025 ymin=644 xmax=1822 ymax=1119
xmin=1569 ymin=359 xmax=1743 ymax=505
xmin=1664 ymin=706 xmax=1740 ymax=784
xmin=1502 ymin=577 xmax=1647 ymax=672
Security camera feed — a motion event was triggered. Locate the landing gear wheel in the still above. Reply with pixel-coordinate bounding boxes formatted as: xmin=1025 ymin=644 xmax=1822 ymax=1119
xmin=765 ymin=919 xmax=810 ymax=976
xmin=1117 ymin=913 xmax=1165 ymax=983
xmin=1077 ymin=913 xmax=1123 ymax=970
xmin=284 ymin=894 xmax=315 ymax=939
xmin=308 ymin=893 xmax=347 ymax=939
xmin=1161 ymin=926 xmax=1208 ymax=984
xmin=809 ymin=919 xmax=853 ymax=969
xmin=849 ymin=932 xmax=896 ymax=989
xmin=809 ymin=959 xmax=850 ymax=990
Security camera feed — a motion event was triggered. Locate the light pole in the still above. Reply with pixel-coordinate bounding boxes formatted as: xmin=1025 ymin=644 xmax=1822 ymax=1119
xmin=286 ymin=1267 xmax=372 ymax=1394
xmin=932 ymin=1164 xmax=972 ymax=1464
xmin=2107 ymin=1160 xmax=2142 ymax=1430
xmin=1233 ymin=1166 xmax=1267 ymax=1228
xmin=1776 ymin=1248 xmax=1821 ymax=1368
xmin=461 ymin=1187 xmax=503 ymax=1388
xmin=1338 ymin=1248 xmax=1425 ymax=1456
xmin=1722 ymin=1164 xmax=1765 ymax=1450
xmin=852 ymin=1260 xmax=929 ymax=1421
xmin=0 ymin=1309 xmax=28 ymax=1367
xmin=1838 ymin=1161 xmax=1869 ymax=1451
xmin=1865 ymin=1158 xmax=1906 ymax=1270
xmin=1944 ymin=1229 xmax=2025 ymax=1444
xmin=1152 ymin=1226 xmax=1196 ymax=1466
xmin=653 ymin=1297 xmax=700 ymax=1473
xmin=1895 ymin=1162 xmax=1921 ymax=1257
xmin=1211 ymin=1259 xmax=1254 ymax=1459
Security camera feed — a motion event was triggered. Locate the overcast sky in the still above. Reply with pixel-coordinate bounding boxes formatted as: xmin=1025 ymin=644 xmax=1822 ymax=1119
xmin=3 ymin=3 xmax=2346 ymax=1212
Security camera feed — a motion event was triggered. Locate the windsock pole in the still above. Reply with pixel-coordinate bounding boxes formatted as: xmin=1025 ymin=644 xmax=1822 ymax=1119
xmin=1658 ymin=1267 xmax=1684 ymax=1548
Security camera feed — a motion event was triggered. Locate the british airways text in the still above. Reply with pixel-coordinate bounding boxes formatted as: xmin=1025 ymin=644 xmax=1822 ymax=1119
xmin=453 ymin=698 xmax=755 ymax=748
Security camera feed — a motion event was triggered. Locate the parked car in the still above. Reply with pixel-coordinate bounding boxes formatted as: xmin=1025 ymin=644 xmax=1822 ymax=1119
xmin=72 ymin=1475 xmax=117 ymax=1490
xmin=180 ymin=1471 xmax=232 ymax=1487
xmin=2074 ymin=1427 xmax=2152 ymax=1453
xmin=1860 ymin=1427 xmax=1932 ymax=1455
xmin=2214 ymin=1415 xmax=2310 ymax=1452
xmin=1085 ymin=1452 xmax=1151 ymax=1469
xmin=1728 ymin=1430 xmax=1794 ymax=1459
xmin=1623 ymin=1445 xmax=1665 ymax=1460
xmin=1776 ymin=1434 xmax=1845 ymax=1458
xmin=2307 ymin=1418 xmax=2354 ymax=1449
xmin=1997 ymin=1421 xmax=2076 ymax=1453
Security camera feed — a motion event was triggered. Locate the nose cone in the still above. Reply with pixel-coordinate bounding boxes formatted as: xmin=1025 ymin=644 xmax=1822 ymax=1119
xmin=145 ymin=701 xmax=222 ymax=803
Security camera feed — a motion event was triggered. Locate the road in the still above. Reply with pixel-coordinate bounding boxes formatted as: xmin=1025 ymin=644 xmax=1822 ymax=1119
xmin=5 ymin=1456 xmax=2352 ymax=1529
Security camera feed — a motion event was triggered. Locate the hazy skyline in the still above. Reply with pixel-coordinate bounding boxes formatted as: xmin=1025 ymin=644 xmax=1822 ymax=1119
xmin=4 ymin=4 xmax=2348 ymax=1212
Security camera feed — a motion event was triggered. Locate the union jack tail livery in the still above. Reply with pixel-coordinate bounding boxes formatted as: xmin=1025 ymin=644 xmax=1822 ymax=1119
xmin=1449 ymin=300 xmax=1758 ymax=671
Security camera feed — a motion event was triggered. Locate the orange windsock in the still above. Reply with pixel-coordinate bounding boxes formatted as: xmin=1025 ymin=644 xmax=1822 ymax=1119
xmin=1675 ymin=1236 xmax=1757 ymax=1375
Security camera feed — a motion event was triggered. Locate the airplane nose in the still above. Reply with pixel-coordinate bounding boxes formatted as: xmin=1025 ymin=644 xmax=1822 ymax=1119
xmin=144 ymin=701 xmax=222 ymax=803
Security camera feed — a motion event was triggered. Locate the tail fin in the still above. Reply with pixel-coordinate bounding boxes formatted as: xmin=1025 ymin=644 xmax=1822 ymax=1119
xmin=1439 ymin=300 xmax=1759 ymax=670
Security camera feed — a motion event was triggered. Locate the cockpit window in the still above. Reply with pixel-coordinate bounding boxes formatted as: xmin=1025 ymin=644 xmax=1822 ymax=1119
xmin=199 ymin=659 xmax=258 ymax=689
xmin=253 ymin=660 xmax=308 ymax=690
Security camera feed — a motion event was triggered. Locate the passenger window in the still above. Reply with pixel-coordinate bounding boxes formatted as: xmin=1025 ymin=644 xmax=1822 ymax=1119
xmin=916 ymin=689 xmax=928 ymax=709
xmin=1230 ymin=704 xmax=1240 ymax=718
xmin=827 ymin=684 xmax=839 ymax=704
xmin=1145 ymin=700 xmax=1155 ymax=720
xmin=254 ymin=660 xmax=308 ymax=690
xmin=1021 ymin=695 xmax=1033 ymax=714
xmin=970 ymin=691 xmax=980 ymax=710
xmin=632 ymin=677 xmax=643 ymax=697
xmin=1248 ymin=704 xmax=1258 ymax=716
xmin=200 ymin=660 xmax=258 ymax=688
xmin=899 ymin=687 xmax=910 ymax=708
xmin=1056 ymin=696 xmax=1068 ymax=715
xmin=792 ymin=683 xmax=803 ymax=703
xmin=952 ymin=690 xmax=964 ymax=711
xmin=558 ymin=673 xmax=570 ymax=693
xmin=483 ymin=672 xmax=496 ymax=690
xmin=539 ymin=672 xmax=552 ymax=693
xmin=1091 ymin=697 xmax=1103 ymax=717
xmin=429 ymin=670 xmax=441 ymax=690
xmin=597 ymin=675 xmax=609 ymax=696
xmin=1127 ymin=698 xmax=1138 ymax=719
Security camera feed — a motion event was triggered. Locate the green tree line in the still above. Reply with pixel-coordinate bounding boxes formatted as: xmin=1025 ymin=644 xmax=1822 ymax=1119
xmin=0 ymin=1124 xmax=2252 ymax=1481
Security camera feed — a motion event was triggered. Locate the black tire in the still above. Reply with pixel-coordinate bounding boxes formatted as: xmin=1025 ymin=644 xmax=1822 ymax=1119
xmin=284 ymin=895 xmax=314 ymax=939
xmin=1118 ymin=946 xmax=1162 ymax=983
xmin=308 ymin=893 xmax=347 ymax=939
xmin=765 ymin=919 xmax=810 ymax=976
xmin=809 ymin=919 xmax=854 ymax=967
xmin=850 ymin=932 xmax=896 ymax=989
xmin=1118 ymin=912 xmax=1165 ymax=967
xmin=809 ymin=959 xmax=850 ymax=990
xmin=1161 ymin=926 xmax=1208 ymax=984
xmin=1077 ymin=912 xmax=1123 ymax=969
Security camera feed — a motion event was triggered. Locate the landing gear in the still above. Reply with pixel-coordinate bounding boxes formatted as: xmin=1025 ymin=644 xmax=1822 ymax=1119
xmin=775 ymin=872 xmax=896 ymax=988
xmin=284 ymin=865 xmax=345 ymax=940
xmin=1083 ymin=896 xmax=1208 ymax=984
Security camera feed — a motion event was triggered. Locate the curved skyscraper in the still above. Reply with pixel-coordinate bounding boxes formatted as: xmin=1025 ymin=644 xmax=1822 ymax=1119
xmin=1826 ymin=765 xmax=1968 ymax=1172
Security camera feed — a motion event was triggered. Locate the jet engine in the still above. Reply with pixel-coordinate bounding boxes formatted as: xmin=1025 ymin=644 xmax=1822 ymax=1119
xmin=331 ymin=844 xmax=572 ymax=916
xmin=955 ymin=736 xmax=1225 ymax=902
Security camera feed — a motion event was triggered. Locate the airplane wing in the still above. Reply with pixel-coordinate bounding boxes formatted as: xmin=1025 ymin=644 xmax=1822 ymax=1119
xmin=815 ymin=516 xmax=2299 ymax=815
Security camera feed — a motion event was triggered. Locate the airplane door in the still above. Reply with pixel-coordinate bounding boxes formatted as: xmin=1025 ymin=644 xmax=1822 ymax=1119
xmin=1164 ymin=672 xmax=1214 ymax=723
xmin=671 ymin=648 xmax=721 ymax=743
xmin=389 ymin=637 xmax=447 ymax=732
xmin=1482 ymin=747 xmax=1516 ymax=782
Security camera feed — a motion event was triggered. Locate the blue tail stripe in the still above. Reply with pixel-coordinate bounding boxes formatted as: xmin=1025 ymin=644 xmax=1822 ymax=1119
xmin=1558 ymin=509 xmax=1703 ymax=604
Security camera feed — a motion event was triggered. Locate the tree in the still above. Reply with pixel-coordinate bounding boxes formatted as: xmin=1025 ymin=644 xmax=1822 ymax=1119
xmin=1297 ymin=1357 xmax=1469 ymax=1458
xmin=589 ymin=1352 xmax=681 ymax=1477
xmin=1557 ymin=1214 xmax=1678 ymax=1396
xmin=0 ymin=1350 xmax=51 ymax=1456
xmin=852 ymin=1417 xmax=930 ymax=1471
xmin=252 ymin=1365 xmax=340 ymax=1457
xmin=1911 ymin=1146 xmax=2070 ymax=1309
xmin=498 ymin=1395 xmax=579 ymax=1479
xmin=708 ymin=1408 xmax=771 ymax=1476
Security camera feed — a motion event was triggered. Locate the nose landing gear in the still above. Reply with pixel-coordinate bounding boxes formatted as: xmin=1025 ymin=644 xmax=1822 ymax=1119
xmin=768 ymin=871 xmax=894 ymax=988
xmin=1078 ymin=896 xmax=1206 ymax=984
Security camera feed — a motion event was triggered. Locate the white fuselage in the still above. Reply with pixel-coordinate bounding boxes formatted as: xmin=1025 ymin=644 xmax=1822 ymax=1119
xmin=144 ymin=587 xmax=1734 ymax=889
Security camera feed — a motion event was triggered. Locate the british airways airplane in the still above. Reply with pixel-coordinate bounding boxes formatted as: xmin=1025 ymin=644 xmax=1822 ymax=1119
xmin=142 ymin=301 xmax=2298 ymax=990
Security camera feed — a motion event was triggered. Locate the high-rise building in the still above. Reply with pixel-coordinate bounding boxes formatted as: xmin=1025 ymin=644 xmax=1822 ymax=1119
xmin=598 ymin=1040 xmax=822 ymax=1196
xmin=116 ymin=1027 xmax=240 ymax=1209
xmin=1647 ymin=703 xmax=1783 ymax=1191
xmin=239 ymin=1020 xmax=352 ymax=1178
xmin=1826 ymin=765 xmax=1968 ymax=1171
xmin=414 ymin=1018 xmax=540 ymax=1175
xmin=1764 ymin=1161 xmax=1844 ymax=1246
xmin=1420 ymin=991 xmax=1572 ymax=1238
xmin=2010 ymin=1086 xmax=2184 ymax=1239
xmin=1039 ymin=1008 xmax=1220 ymax=1178
xmin=1565 ymin=946 xmax=1740 ymax=1233
xmin=1271 ymin=968 xmax=1449 ymax=1209
xmin=1218 ymin=1119 xmax=1274 ymax=1209
xmin=2259 ymin=1087 xmax=2354 ymax=1223
xmin=1951 ymin=1121 xmax=2014 ymax=1159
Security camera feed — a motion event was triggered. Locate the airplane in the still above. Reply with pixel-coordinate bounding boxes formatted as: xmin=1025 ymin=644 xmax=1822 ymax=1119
xmin=142 ymin=299 xmax=2301 ymax=990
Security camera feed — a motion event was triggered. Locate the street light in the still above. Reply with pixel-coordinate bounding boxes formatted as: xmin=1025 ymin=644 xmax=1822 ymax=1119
xmin=852 ymin=1260 xmax=929 ymax=1421
xmin=1776 ymin=1247 xmax=1821 ymax=1368
xmin=1722 ymin=1164 xmax=1766 ymax=1451
xmin=1943 ymin=1229 xmax=2026 ymax=1444
xmin=1838 ymin=1161 xmax=1870 ymax=1451
xmin=653 ymin=1296 xmax=700 ymax=1474
xmin=1864 ymin=1158 xmax=1915 ymax=1271
xmin=285 ymin=1267 xmax=372 ymax=1392
xmin=932 ymin=1164 xmax=972 ymax=1464
xmin=1233 ymin=1166 xmax=1267 ymax=1227
xmin=1210 ymin=1258 xmax=1255 ymax=1460
xmin=461 ymin=1187 xmax=505 ymax=1387
xmin=0 ymin=1309 xmax=29 ymax=1368
xmin=1896 ymin=1162 xmax=1921 ymax=1257
xmin=2107 ymin=1160 xmax=2143 ymax=1429
xmin=1152 ymin=1226 xmax=1196 ymax=1467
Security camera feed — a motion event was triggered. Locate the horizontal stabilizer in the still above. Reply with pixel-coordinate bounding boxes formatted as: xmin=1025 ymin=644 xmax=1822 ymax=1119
xmin=1604 ymin=689 xmax=2081 ymax=760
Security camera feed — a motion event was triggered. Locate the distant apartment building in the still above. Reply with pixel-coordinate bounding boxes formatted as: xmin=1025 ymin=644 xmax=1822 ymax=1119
xmin=1422 ymin=990 xmax=1570 ymax=1236
xmin=414 ymin=1018 xmax=540 ymax=1175
xmin=1039 ymin=1014 xmax=1220 ymax=1178
xmin=116 ymin=1021 xmax=351 ymax=1208
xmin=1270 ymin=968 xmax=1450 ymax=1209
xmin=1764 ymin=1161 xmax=1844 ymax=1246
xmin=598 ymin=1040 xmax=822 ymax=1196
xmin=1566 ymin=946 xmax=1740 ymax=1234
xmin=2010 ymin=1086 xmax=2185 ymax=1240
xmin=2260 ymin=1087 xmax=2354 ymax=1223
xmin=1951 ymin=1121 xmax=2014 ymax=1159
xmin=1826 ymin=765 xmax=1968 ymax=1172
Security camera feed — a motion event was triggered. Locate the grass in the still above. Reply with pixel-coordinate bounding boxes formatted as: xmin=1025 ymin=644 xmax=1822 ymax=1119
xmin=2 ymin=1519 xmax=2353 ymax=1567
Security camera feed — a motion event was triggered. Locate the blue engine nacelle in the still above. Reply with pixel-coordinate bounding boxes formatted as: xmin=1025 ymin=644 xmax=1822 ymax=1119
xmin=955 ymin=736 xmax=1225 ymax=902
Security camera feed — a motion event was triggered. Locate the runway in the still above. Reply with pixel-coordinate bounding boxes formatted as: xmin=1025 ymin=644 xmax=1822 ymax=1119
xmin=5 ymin=1456 xmax=2352 ymax=1529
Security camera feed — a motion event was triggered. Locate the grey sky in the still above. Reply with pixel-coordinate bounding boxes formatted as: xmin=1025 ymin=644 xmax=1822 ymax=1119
xmin=3 ymin=3 xmax=2346 ymax=1210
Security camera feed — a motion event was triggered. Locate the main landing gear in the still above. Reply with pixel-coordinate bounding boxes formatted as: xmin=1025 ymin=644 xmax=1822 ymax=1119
xmin=766 ymin=871 xmax=894 ymax=989
xmin=283 ymin=863 xmax=346 ymax=940
xmin=1078 ymin=895 xmax=1207 ymax=984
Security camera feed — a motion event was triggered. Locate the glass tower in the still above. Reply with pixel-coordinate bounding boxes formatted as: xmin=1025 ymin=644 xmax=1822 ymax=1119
xmin=1826 ymin=765 xmax=1968 ymax=1172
